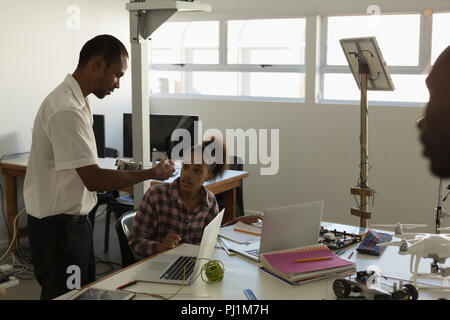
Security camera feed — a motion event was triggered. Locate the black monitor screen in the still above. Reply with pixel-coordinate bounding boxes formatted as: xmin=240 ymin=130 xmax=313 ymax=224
xmin=123 ymin=113 xmax=199 ymax=159
xmin=93 ymin=114 xmax=105 ymax=158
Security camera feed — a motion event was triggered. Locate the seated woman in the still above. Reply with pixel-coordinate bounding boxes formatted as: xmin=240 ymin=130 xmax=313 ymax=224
xmin=129 ymin=138 xmax=261 ymax=258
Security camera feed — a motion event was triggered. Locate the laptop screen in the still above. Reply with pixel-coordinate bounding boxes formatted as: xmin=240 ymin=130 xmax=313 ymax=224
xmin=259 ymin=201 xmax=324 ymax=254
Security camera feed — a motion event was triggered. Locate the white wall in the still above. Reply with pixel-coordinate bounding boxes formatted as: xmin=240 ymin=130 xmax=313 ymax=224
xmin=1 ymin=0 xmax=449 ymax=246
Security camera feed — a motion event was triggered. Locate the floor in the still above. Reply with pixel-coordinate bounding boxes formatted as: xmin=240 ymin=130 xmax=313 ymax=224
xmin=1 ymin=211 xmax=123 ymax=300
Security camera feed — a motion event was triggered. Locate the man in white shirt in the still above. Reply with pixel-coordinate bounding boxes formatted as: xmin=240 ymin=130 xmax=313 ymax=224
xmin=24 ymin=35 xmax=175 ymax=300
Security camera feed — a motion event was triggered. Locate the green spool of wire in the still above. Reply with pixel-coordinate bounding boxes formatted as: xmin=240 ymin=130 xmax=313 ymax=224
xmin=201 ymin=260 xmax=225 ymax=283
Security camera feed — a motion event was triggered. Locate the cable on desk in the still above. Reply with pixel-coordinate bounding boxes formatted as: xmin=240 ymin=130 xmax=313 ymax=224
xmin=122 ymin=258 xmax=225 ymax=300
xmin=0 ymin=184 xmax=12 ymax=240
xmin=0 ymin=207 xmax=35 ymax=281
xmin=94 ymin=255 xmax=122 ymax=276
xmin=0 ymin=152 xmax=30 ymax=244
xmin=0 ymin=208 xmax=26 ymax=264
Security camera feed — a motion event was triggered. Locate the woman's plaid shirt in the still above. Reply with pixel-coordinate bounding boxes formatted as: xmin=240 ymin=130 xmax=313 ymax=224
xmin=129 ymin=178 xmax=219 ymax=258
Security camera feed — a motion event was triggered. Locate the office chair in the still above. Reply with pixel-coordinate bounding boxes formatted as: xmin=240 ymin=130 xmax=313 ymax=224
xmin=115 ymin=210 xmax=137 ymax=268
xmin=216 ymin=155 xmax=245 ymax=217
xmin=104 ymin=147 xmax=119 ymax=158
xmin=103 ymin=193 xmax=134 ymax=253
xmin=88 ymin=146 xmax=134 ymax=253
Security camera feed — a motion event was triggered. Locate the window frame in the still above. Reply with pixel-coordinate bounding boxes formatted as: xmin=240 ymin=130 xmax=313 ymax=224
xmin=149 ymin=17 xmax=307 ymax=102
xmin=148 ymin=9 xmax=450 ymax=105
xmin=431 ymin=11 xmax=450 ymax=64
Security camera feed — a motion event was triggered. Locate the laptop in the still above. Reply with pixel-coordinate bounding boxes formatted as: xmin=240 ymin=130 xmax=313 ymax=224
xmin=223 ymin=201 xmax=324 ymax=261
xmin=133 ymin=209 xmax=224 ymax=285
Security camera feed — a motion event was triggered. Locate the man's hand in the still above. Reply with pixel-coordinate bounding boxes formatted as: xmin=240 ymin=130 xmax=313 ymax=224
xmin=156 ymin=233 xmax=182 ymax=252
xmin=152 ymin=159 xmax=176 ymax=181
xmin=222 ymin=214 xmax=263 ymax=227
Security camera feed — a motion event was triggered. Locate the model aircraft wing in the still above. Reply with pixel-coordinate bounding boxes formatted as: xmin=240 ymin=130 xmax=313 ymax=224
xmin=395 ymin=233 xmax=422 ymax=240
xmin=402 ymin=224 xmax=427 ymax=230
xmin=376 ymin=240 xmax=405 ymax=247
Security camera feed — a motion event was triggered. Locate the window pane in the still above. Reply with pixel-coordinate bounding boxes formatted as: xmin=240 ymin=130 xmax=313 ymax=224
xmin=150 ymin=71 xmax=184 ymax=94
xmin=242 ymin=73 xmax=305 ymax=98
xmin=150 ymin=21 xmax=219 ymax=64
xmin=151 ymin=71 xmax=305 ymax=99
xmin=323 ymin=73 xmax=428 ymax=103
xmin=432 ymin=13 xmax=450 ymax=64
xmin=228 ymin=18 xmax=306 ymax=65
xmin=327 ymin=14 xmax=420 ymax=66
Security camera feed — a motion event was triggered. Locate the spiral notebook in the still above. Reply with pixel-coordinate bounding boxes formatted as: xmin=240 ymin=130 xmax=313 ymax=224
xmin=260 ymin=244 xmax=356 ymax=282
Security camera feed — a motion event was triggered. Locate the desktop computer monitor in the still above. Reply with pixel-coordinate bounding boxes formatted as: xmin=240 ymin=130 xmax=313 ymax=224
xmin=123 ymin=113 xmax=199 ymax=160
xmin=93 ymin=114 xmax=105 ymax=158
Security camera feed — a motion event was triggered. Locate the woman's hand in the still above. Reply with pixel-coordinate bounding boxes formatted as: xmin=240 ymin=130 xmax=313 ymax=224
xmin=156 ymin=233 xmax=182 ymax=252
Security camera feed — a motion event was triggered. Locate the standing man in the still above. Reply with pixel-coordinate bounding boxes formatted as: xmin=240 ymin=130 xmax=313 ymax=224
xmin=24 ymin=34 xmax=175 ymax=300
xmin=417 ymin=46 xmax=450 ymax=177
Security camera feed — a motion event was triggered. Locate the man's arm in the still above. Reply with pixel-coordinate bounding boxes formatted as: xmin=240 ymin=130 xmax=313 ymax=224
xmin=76 ymin=159 xmax=175 ymax=192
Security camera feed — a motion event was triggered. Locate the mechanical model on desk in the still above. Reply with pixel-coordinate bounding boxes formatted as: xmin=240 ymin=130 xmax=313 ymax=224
xmin=333 ymin=270 xmax=419 ymax=300
xmin=319 ymin=227 xmax=363 ymax=251
xmin=116 ymin=159 xmax=143 ymax=171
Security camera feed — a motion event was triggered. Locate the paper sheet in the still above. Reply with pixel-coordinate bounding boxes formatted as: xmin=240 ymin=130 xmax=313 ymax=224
xmin=218 ymin=221 xmax=261 ymax=244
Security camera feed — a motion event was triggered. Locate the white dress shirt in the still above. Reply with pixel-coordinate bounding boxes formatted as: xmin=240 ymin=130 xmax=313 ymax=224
xmin=24 ymin=74 xmax=98 ymax=219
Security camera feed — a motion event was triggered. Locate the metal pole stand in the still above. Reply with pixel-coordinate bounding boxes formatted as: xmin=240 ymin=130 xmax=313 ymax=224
xmin=350 ymin=62 xmax=372 ymax=228
xmin=435 ymin=178 xmax=449 ymax=234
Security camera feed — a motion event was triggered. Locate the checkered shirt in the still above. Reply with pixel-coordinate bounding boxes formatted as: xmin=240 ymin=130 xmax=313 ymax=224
xmin=129 ymin=178 xmax=219 ymax=258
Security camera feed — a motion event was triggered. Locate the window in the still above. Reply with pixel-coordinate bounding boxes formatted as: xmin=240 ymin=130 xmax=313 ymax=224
xmin=150 ymin=21 xmax=219 ymax=64
xmin=227 ymin=19 xmax=305 ymax=65
xmin=322 ymin=13 xmax=430 ymax=104
xmin=149 ymin=18 xmax=306 ymax=100
xmin=326 ymin=15 xmax=421 ymax=66
xmin=432 ymin=12 xmax=450 ymax=64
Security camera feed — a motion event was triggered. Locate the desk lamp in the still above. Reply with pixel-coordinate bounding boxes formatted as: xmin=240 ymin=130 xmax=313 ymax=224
xmin=340 ymin=37 xmax=395 ymax=227
xmin=126 ymin=0 xmax=211 ymax=204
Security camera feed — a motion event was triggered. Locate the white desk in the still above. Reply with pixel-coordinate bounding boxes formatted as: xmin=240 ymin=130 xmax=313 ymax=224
xmin=58 ymin=233 xmax=450 ymax=300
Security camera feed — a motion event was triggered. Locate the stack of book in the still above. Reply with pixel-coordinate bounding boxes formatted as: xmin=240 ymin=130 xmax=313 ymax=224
xmin=259 ymin=244 xmax=356 ymax=286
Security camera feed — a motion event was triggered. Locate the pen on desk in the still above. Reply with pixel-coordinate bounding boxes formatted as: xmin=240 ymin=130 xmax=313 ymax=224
xmin=243 ymin=289 xmax=257 ymax=300
xmin=116 ymin=280 xmax=137 ymax=290
xmin=217 ymin=237 xmax=235 ymax=256
xmin=295 ymin=256 xmax=333 ymax=263
xmin=347 ymin=251 xmax=354 ymax=259
xmin=233 ymin=228 xmax=261 ymax=236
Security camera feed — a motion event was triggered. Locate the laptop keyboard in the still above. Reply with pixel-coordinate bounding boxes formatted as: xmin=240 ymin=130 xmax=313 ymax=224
xmin=245 ymin=249 xmax=259 ymax=257
xmin=160 ymin=256 xmax=197 ymax=281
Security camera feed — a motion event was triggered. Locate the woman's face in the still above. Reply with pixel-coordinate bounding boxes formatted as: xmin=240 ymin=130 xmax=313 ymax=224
xmin=179 ymin=152 xmax=213 ymax=194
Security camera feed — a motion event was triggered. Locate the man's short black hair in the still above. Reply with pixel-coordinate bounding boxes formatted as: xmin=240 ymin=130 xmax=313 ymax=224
xmin=77 ymin=34 xmax=128 ymax=68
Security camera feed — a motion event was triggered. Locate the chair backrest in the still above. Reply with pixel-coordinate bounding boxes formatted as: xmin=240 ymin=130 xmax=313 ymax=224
xmin=228 ymin=155 xmax=243 ymax=171
xmin=216 ymin=155 xmax=245 ymax=217
xmin=232 ymin=156 xmax=244 ymax=216
xmin=115 ymin=210 xmax=137 ymax=267
xmin=105 ymin=147 xmax=119 ymax=158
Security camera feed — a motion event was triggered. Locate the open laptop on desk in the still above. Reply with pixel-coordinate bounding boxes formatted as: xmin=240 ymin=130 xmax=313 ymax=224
xmin=133 ymin=209 xmax=224 ymax=285
xmin=223 ymin=201 xmax=324 ymax=261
